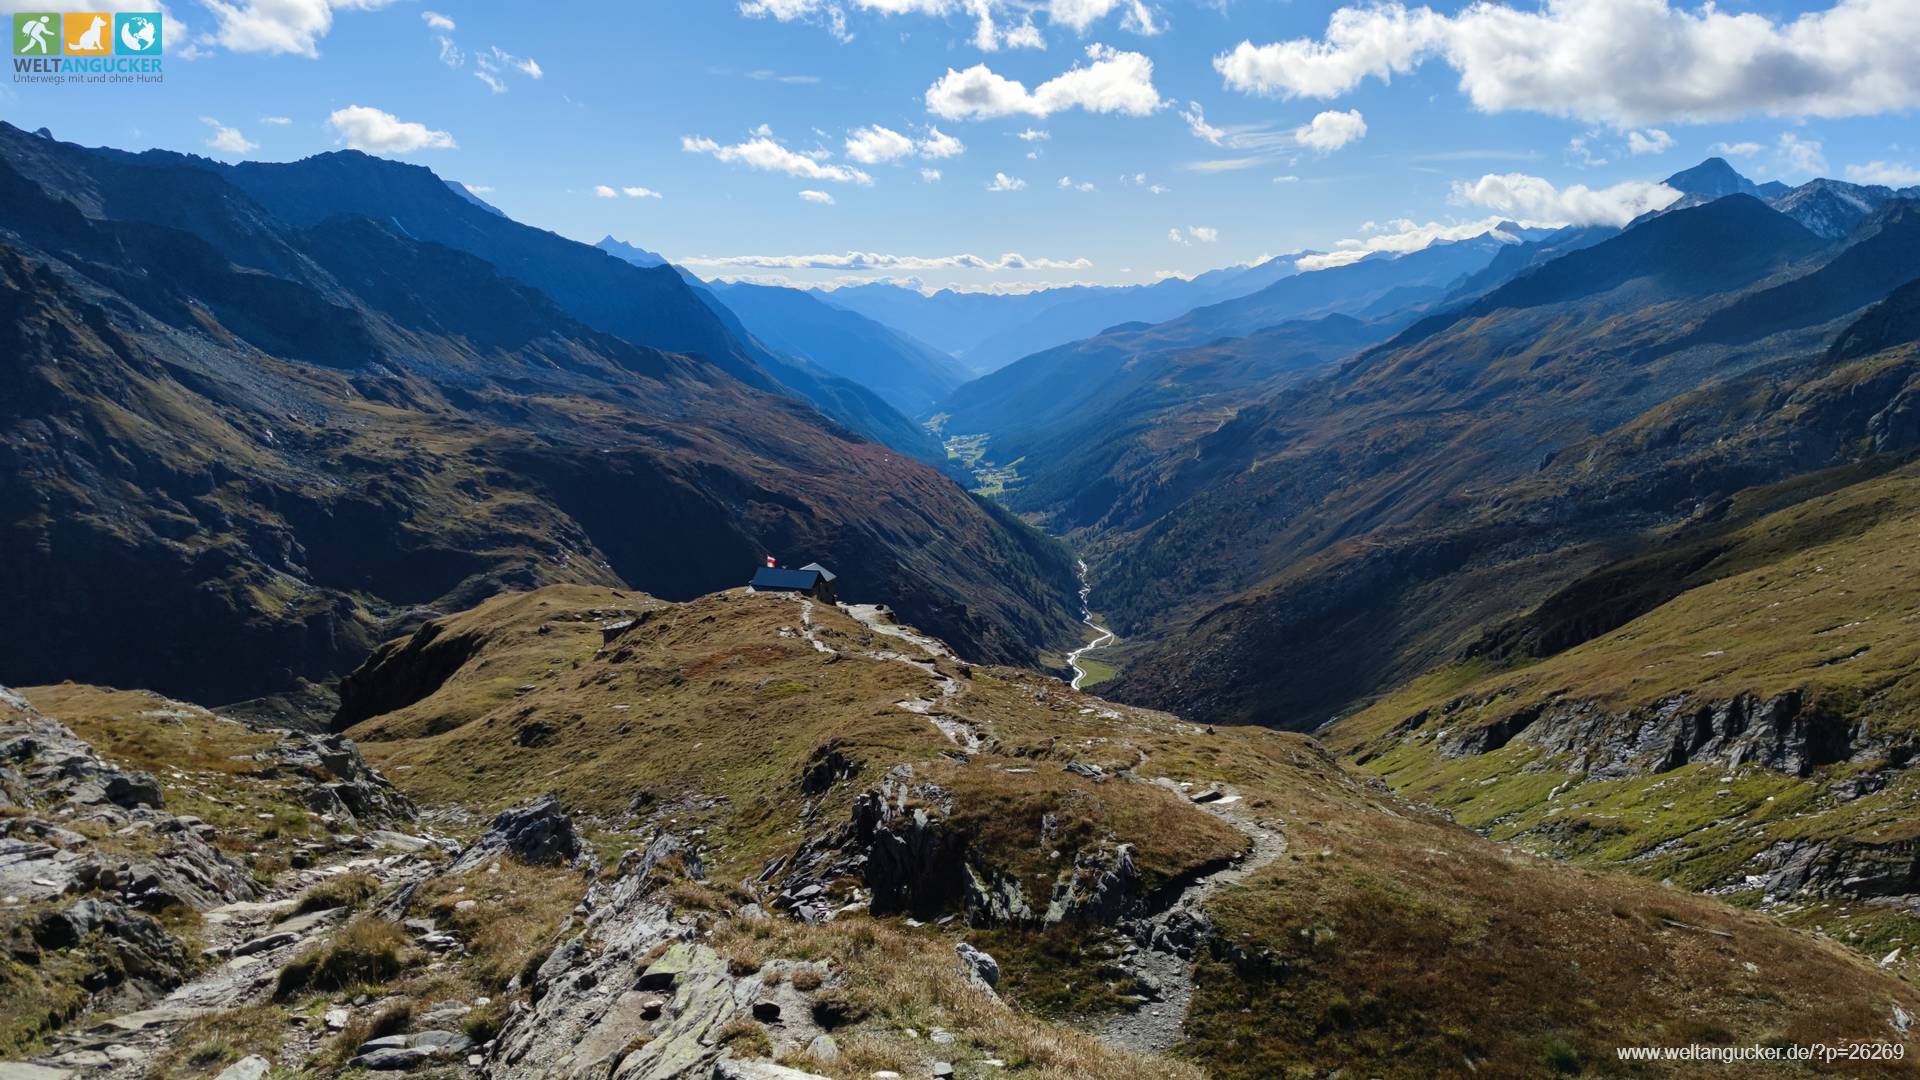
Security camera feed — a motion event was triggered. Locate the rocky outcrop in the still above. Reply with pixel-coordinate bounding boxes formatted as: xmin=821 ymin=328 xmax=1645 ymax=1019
xmin=1752 ymin=836 xmax=1920 ymax=900
xmin=450 ymin=793 xmax=583 ymax=873
xmin=491 ymin=834 xmax=838 ymax=1080
xmin=770 ymin=765 xmax=1154 ymax=929
xmin=1434 ymin=689 xmax=1886 ymax=780
xmin=0 ymin=689 xmax=259 ymax=910
xmin=262 ymin=732 xmax=416 ymax=825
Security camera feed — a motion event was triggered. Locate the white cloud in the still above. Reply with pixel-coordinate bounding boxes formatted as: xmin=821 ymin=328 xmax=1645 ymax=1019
xmin=921 ymin=167 xmax=943 ymax=182
xmin=622 ymin=186 xmax=663 ymax=198
xmin=1168 ymin=225 xmax=1216 ymax=244
xmin=326 ymin=106 xmax=455 ymax=153
xmin=1626 ymin=128 xmax=1674 ymax=155
xmin=259 ymin=115 xmax=292 ymax=126
xmin=1712 ymin=140 xmax=1764 ymax=157
xmin=988 ymin=171 xmax=1028 ymax=191
xmin=1450 ymin=172 xmax=1681 ymax=225
xmin=829 ymin=125 xmax=963 ymax=167
xmin=845 ymin=125 xmax=917 ymax=163
xmin=201 ymin=0 xmax=397 ymax=58
xmin=472 ymin=45 xmax=540 ymax=90
xmin=1003 ymin=16 xmax=1046 ymax=48
xmin=1273 ymin=174 xmax=1299 ymax=183
xmin=1298 ymin=217 xmax=1523 ymax=271
xmin=1844 ymin=160 xmax=1920 ymax=186
xmin=919 ymin=126 xmax=966 ymax=158
xmin=1567 ymin=136 xmax=1608 ymax=167
xmin=1058 ymin=175 xmax=1097 ymax=191
xmin=682 ymin=134 xmax=873 ymax=184
xmin=1049 ymin=0 xmax=1160 ymax=35
xmin=421 ymin=10 xmax=453 ymax=30
xmin=462 ymin=183 xmax=494 ymax=194
xmin=1180 ymin=101 xmax=1226 ymax=145
xmin=1017 ymin=128 xmax=1051 ymax=141
xmin=200 ymin=117 xmax=257 ymax=155
xmin=1293 ymin=108 xmax=1366 ymax=152
xmin=678 ymin=250 xmax=1092 ymax=271
xmin=1776 ymin=132 xmax=1828 ymax=176
xmin=593 ymin=185 xmax=619 ymax=198
xmin=925 ymin=43 xmax=1161 ymax=119
xmin=799 ymin=189 xmax=837 ymax=204
xmin=1213 ymin=0 xmax=1920 ymax=127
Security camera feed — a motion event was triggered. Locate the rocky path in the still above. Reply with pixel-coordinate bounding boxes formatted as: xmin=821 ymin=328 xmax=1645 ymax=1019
xmin=1067 ymin=559 xmax=1117 ymax=691
xmin=26 ymin=842 xmax=443 ymax=1080
xmin=1099 ymin=782 xmax=1288 ymax=1054
xmin=829 ymin=602 xmax=978 ymax=751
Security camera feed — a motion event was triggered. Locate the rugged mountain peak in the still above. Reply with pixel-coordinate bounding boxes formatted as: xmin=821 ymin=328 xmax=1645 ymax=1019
xmin=1769 ymin=177 xmax=1901 ymax=239
xmin=595 ymin=234 xmax=669 ymax=268
xmin=1664 ymin=155 xmax=1758 ymax=197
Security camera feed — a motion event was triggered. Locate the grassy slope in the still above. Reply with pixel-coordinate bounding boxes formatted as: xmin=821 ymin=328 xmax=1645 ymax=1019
xmin=1331 ymin=463 xmax=1920 ymax=978
xmin=342 ymin=584 xmax=1920 ymax=1078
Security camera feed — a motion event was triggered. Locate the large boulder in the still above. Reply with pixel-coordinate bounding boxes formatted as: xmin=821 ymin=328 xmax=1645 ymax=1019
xmin=451 ymin=794 xmax=581 ymax=872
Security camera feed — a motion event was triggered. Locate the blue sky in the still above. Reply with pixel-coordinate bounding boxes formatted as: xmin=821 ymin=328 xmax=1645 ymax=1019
xmin=4 ymin=0 xmax=1917 ymax=291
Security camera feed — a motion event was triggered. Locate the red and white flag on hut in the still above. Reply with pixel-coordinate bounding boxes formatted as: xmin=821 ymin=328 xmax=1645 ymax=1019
xmin=765 ymin=555 xmax=776 ymax=568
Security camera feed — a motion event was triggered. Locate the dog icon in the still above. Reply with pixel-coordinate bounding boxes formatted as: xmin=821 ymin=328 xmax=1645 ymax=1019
xmin=71 ymin=15 xmax=107 ymax=52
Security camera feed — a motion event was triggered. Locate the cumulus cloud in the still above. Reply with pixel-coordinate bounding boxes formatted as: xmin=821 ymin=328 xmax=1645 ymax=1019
xmin=1712 ymin=140 xmax=1764 ymax=157
xmin=677 ymin=250 xmax=1092 ymax=271
xmin=921 ymin=167 xmax=944 ymax=182
xmin=1845 ymin=161 xmax=1920 ymax=186
xmin=326 ymin=106 xmax=455 ymax=153
xmin=1450 ymin=172 xmax=1681 ymax=225
xmin=1168 ymin=225 xmax=1216 ymax=244
xmin=200 ymin=117 xmax=256 ymax=155
xmin=1058 ymin=175 xmax=1097 ymax=191
xmin=799 ymin=189 xmax=837 ymax=204
xmin=593 ymin=185 xmax=618 ymax=198
xmin=845 ymin=125 xmax=916 ymax=163
xmin=740 ymin=0 xmax=1156 ymax=44
xmin=843 ymin=124 xmax=967 ymax=163
xmin=201 ymin=0 xmax=397 ymax=58
xmin=988 ymin=171 xmax=1028 ymax=190
xmin=926 ymin=43 xmax=1161 ymax=119
xmin=1213 ymin=0 xmax=1920 ymax=127
xmin=1293 ymin=108 xmax=1367 ymax=152
xmin=421 ymin=10 xmax=453 ymax=30
xmin=1626 ymin=128 xmax=1674 ymax=155
xmin=1049 ymin=0 xmax=1160 ymax=34
xmin=682 ymin=133 xmax=872 ymax=184
xmin=1018 ymin=128 xmax=1051 ymax=141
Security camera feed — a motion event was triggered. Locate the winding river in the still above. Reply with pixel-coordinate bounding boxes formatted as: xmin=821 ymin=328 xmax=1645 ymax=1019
xmin=1066 ymin=557 xmax=1117 ymax=690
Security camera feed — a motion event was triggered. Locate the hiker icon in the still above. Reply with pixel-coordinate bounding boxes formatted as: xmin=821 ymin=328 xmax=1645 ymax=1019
xmin=20 ymin=14 xmax=53 ymax=54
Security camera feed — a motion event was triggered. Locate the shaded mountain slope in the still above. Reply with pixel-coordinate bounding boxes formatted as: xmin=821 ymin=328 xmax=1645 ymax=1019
xmin=0 ymin=126 xmax=1080 ymax=703
xmin=89 ymin=133 xmax=941 ymax=463
xmin=701 ymin=279 xmax=971 ymax=416
xmin=1090 ymin=197 xmax=1907 ymax=728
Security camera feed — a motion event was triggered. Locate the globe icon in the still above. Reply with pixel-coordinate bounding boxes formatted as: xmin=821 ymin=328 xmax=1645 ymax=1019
xmin=121 ymin=17 xmax=156 ymax=52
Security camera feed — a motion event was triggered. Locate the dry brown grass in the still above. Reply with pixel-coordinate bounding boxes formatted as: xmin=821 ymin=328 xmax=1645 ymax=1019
xmin=416 ymin=859 xmax=586 ymax=991
xmin=144 ymin=1005 xmax=286 ymax=1079
xmin=274 ymin=917 xmax=415 ymax=999
xmin=706 ymin=914 xmax=1202 ymax=1080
